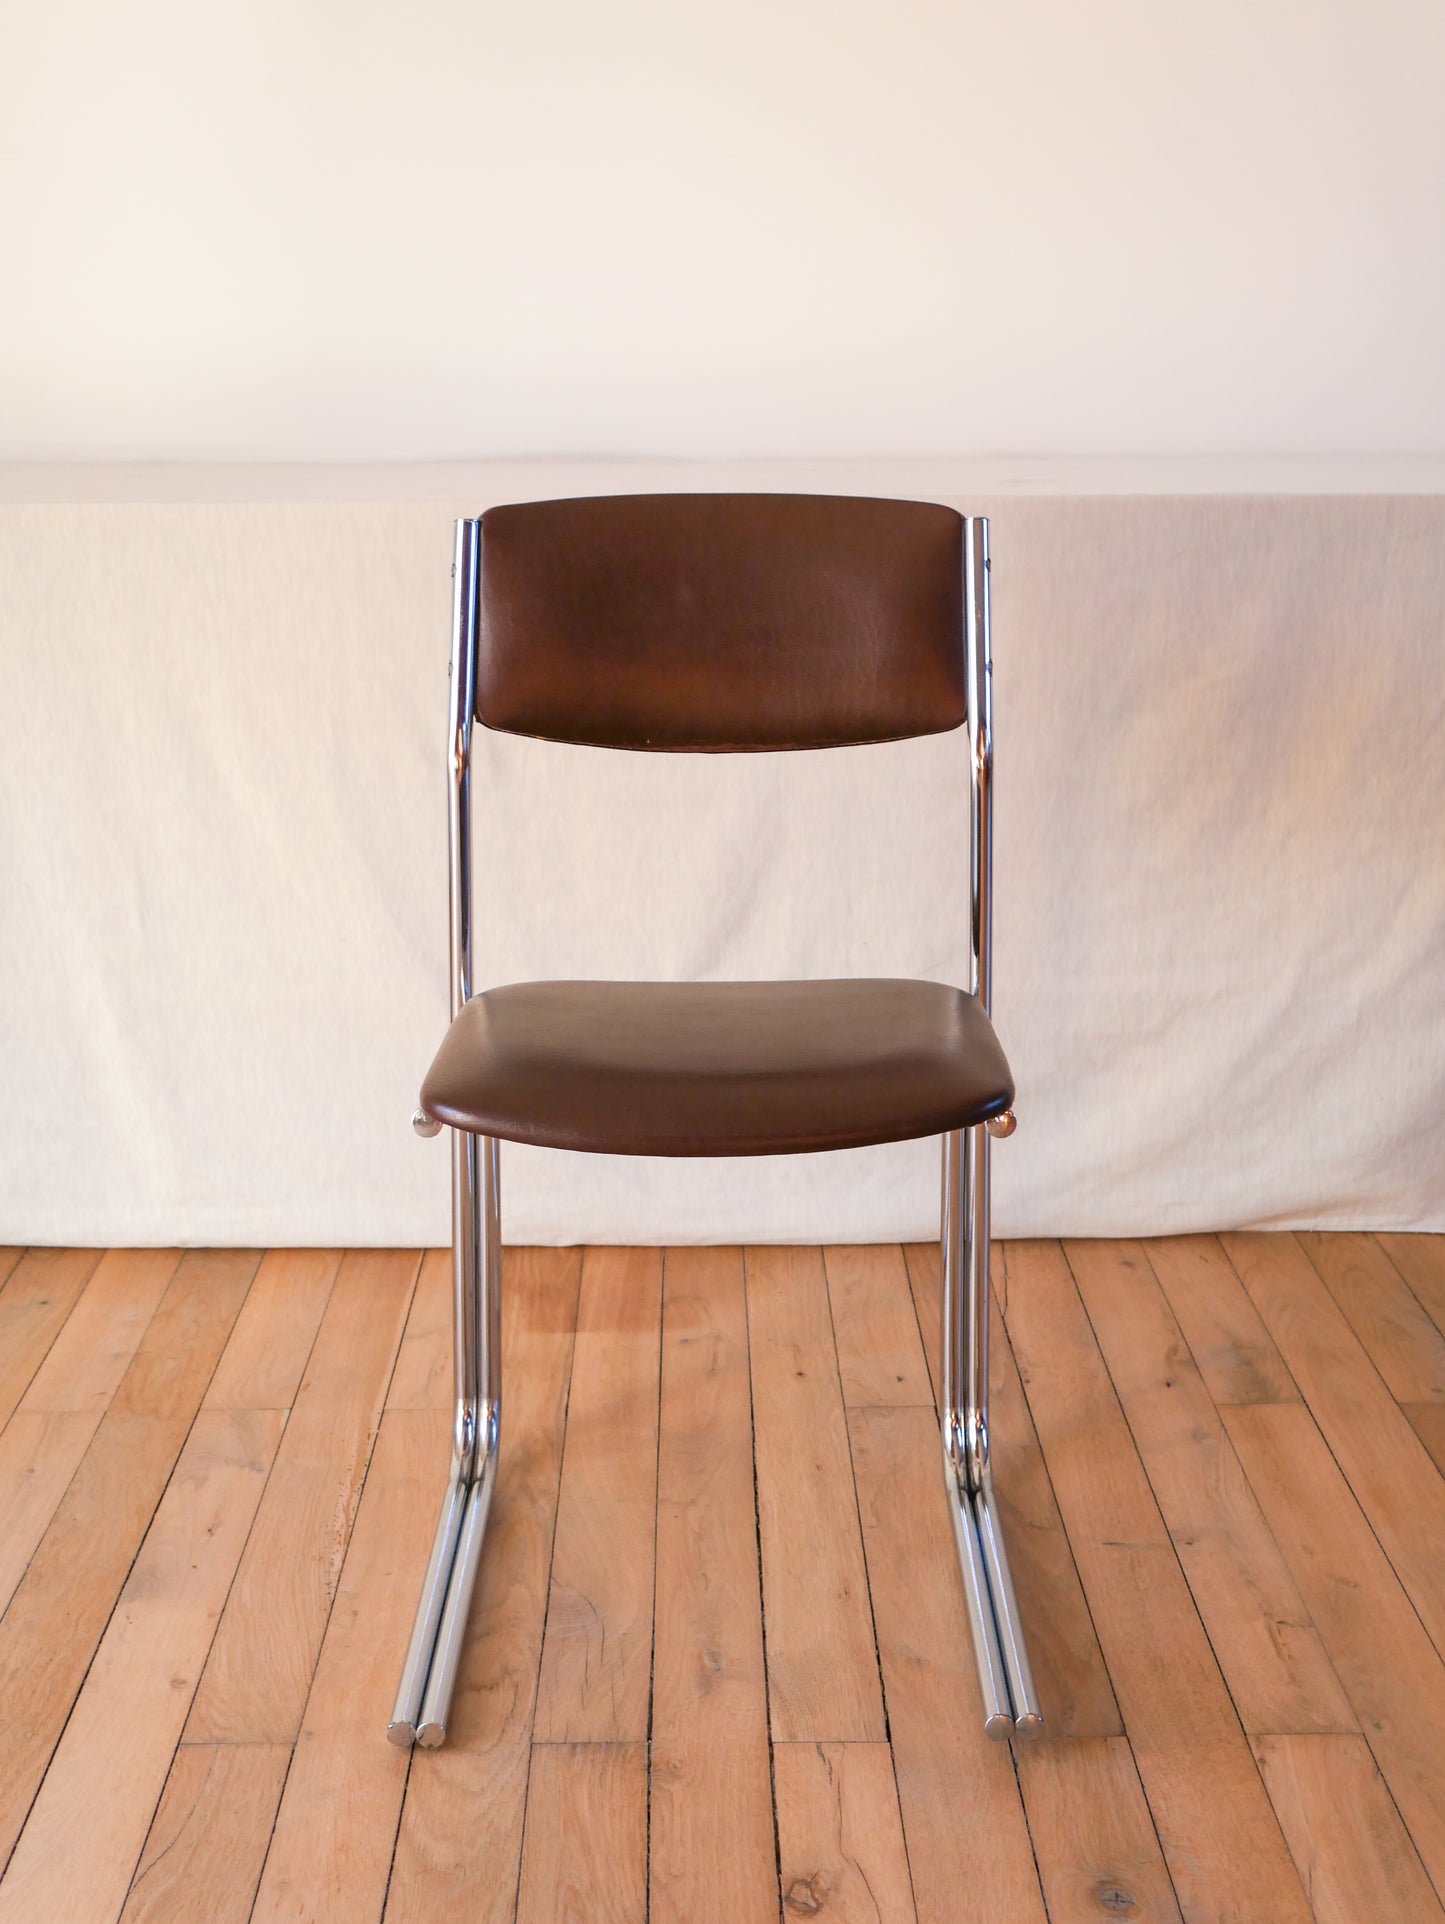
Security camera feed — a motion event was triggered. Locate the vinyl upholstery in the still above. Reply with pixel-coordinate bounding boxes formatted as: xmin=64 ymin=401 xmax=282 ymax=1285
xmin=475 ymin=491 xmax=967 ymax=751
xmin=419 ymin=979 xmax=1013 ymax=1156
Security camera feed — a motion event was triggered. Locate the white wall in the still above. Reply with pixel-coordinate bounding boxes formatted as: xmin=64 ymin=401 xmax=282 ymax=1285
xmin=3 ymin=0 xmax=1444 ymax=462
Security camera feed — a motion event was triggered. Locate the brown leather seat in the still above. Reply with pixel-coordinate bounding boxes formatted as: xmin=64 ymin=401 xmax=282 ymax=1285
xmin=420 ymin=977 xmax=1014 ymax=1157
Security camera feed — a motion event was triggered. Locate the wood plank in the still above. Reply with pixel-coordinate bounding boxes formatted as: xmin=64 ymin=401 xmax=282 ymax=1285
xmin=187 ymin=1248 xmax=420 ymax=1742
xmin=250 ymin=1406 xmax=444 ymax=1924
xmin=1065 ymin=1237 xmax=1354 ymax=1735
xmin=903 ymin=1242 xmax=1122 ymax=1739
xmin=384 ymin=1247 xmax=583 ymax=1924
xmin=1222 ymin=1231 xmax=1445 ymax=1654
xmin=515 ymin=1744 xmax=647 ymax=1924
xmin=0 ymin=1408 xmax=283 ymax=1924
xmin=1297 ymin=1230 xmax=1445 ymax=1404
xmin=746 ymin=1244 xmax=885 ymax=1744
xmin=649 ymin=1246 xmax=777 ymax=1924
xmin=1147 ymin=1234 xmax=1299 ymax=1406
xmin=849 ymin=1403 xmax=1045 ymax=1924
xmin=0 ymin=1250 xmax=22 ymax=1290
xmin=0 ymin=1411 xmax=98 ymax=1618
xmin=21 ymin=1247 xmax=178 ymax=1414
xmin=0 ymin=1249 xmax=179 ymax=1618
xmin=1013 ymin=1737 xmax=1183 ymax=1924
xmin=385 ymin=1248 xmax=452 ymax=1411
xmin=1376 ymin=1232 xmax=1445 ymax=1339
xmin=534 ymin=1247 xmax=662 ymax=1743
xmin=1405 ymin=1401 xmax=1445 ymax=1479
xmin=900 ymin=1242 xmax=947 ymax=1410
xmin=5 ymin=1230 xmax=1436 ymax=1924
xmin=1252 ymin=1735 xmax=1445 ymax=1924
xmin=1000 ymin=1240 xmax=1311 ymax=1924
xmin=120 ymin=1744 xmax=291 ymax=1924
xmin=0 ymin=1247 xmax=103 ymax=1429
xmin=773 ymin=1741 xmax=917 ymax=1924
xmin=1223 ymin=1401 xmax=1445 ymax=1901
xmin=824 ymin=1244 xmax=933 ymax=1407
xmin=0 ymin=1248 xmax=258 ymax=1870
xmin=205 ymin=1247 xmax=340 ymax=1411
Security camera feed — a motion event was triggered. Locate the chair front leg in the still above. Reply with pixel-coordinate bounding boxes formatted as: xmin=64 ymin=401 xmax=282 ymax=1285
xmin=940 ymin=1126 xmax=1044 ymax=1740
xmin=388 ymin=1130 xmax=502 ymax=1749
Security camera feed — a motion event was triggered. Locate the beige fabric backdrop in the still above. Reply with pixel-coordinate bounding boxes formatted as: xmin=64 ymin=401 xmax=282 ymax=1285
xmin=2 ymin=469 xmax=1442 ymax=1244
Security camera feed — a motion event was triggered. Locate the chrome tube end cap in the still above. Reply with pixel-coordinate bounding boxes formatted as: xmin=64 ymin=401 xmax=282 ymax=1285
xmin=1013 ymin=1711 xmax=1045 ymax=1740
xmin=412 ymin=1108 xmax=443 ymax=1139
xmin=416 ymin=1720 xmax=446 ymax=1750
xmin=386 ymin=1718 xmax=418 ymax=1749
xmin=984 ymin=1711 xmax=1016 ymax=1742
xmin=985 ymin=1109 xmax=1017 ymax=1139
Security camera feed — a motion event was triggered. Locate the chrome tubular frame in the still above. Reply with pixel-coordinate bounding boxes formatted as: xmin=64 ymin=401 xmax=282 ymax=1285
xmin=390 ymin=510 xmax=1036 ymax=1749
xmin=388 ymin=518 xmax=502 ymax=1750
xmin=941 ymin=519 xmax=1043 ymax=1740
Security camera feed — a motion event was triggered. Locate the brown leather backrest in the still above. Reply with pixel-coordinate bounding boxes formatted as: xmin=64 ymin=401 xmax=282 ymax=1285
xmin=474 ymin=492 xmax=966 ymax=750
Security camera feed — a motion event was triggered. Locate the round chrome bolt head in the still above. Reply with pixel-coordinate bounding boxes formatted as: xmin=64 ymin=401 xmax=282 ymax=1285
xmin=412 ymin=1108 xmax=442 ymax=1138
xmin=985 ymin=1109 xmax=1018 ymax=1139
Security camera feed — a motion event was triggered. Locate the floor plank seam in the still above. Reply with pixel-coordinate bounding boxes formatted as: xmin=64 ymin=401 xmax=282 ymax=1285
xmin=819 ymin=1251 xmax=928 ymax=1924
xmin=18 ymin=1249 xmax=200 ymax=1922
xmin=1350 ymin=1738 xmax=1445 ymax=1916
xmin=1134 ymin=1241 xmax=1365 ymax=1758
xmin=1121 ymin=1734 xmax=1189 ymax=1924
xmin=1006 ymin=1742 xmax=1054 ymax=1924
xmin=996 ymin=1296 xmax=1180 ymax=1913
xmin=641 ymin=1249 xmax=667 ymax=1924
xmin=0 ymin=1252 xmax=185 ymax=1633
xmin=374 ymin=1745 xmax=417 ymax=1924
xmin=249 ymin=1248 xmax=423 ymax=1924
xmin=0 ymin=1248 xmax=105 ymax=1436
xmin=992 ymin=1246 xmax=1125 ymax=1746
xmin=1053 ymin=1239 xmax=1311 ymax=1917
xmin=1195 ymin=1231 xmax=1310 ymax=1409
xmin=740 ymin=1247 xmax=787 ymax=1922
xmin=818 ymin=1247 xmax=895 ymax=1748
xmin=1370 ymin=1231 xmax=1445 ymax=1347
xmin=510 ymin=1251 xmax=585 ymax=1924
xmin=1001 ymin=1245 xmax=1178 ymax=1922
xmin=140 ymin=1405 xmax=301 ymax=1921
xmin=0 ymin=1250 xmax=263 ymax=1894
xmin=1228 ymin=1233 xmax=1445 ymax=1674
xmin=300 ymin=1247 xmax=427 ymax=1711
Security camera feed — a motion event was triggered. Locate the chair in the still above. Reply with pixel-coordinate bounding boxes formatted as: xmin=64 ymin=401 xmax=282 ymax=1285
xmin=388 ymin=492 xmax=1041 ymax=1749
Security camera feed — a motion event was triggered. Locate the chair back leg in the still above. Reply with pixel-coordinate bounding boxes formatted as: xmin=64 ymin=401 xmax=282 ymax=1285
xmin=941 ymin=1126 xmax=1045 ymax=1739
xmin=388 ymin=1130 xmax=502 ymax=1747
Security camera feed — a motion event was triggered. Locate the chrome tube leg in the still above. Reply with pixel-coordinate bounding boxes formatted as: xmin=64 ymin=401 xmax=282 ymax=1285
xmin=941 ymin=1129 xmax=1012 ymax=1737
xmin=940 ymin=1126 xmax=1044 ymax=1739
xmin=387 ymin=1131 xmax=502 ymax=1748
xmin=387 ymin=1480 xmax=469 ymax=1745
xmin=974 ymin=1471 xmax=1043 ymax=1736
xmin=416 ymin=1446 xmax=498 ymax=1745
xmin=389 ymin=519 xmax=499 ymax=1751
xmin=416 ymin=1132 xmax=501 ymax=1747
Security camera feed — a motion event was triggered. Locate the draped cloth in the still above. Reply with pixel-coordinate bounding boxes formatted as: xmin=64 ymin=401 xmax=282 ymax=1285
xmin=3 ymin=483 xmax=1441 ymax=1244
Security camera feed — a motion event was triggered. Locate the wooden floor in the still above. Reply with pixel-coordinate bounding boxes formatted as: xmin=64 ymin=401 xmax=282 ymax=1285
xmin=0 ymin=1236 xmax=1443 ymax=1922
